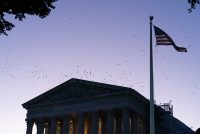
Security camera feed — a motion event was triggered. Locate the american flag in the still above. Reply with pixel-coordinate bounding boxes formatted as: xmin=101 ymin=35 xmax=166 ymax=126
xmin=154 ymin=25 xmax=187 ymax=52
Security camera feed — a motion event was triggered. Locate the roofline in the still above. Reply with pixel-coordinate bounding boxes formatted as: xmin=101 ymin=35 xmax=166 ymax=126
xmin=22 ymin=78 xmax=136 ymax=108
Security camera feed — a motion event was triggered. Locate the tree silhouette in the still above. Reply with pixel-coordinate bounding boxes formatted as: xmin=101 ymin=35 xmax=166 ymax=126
xmin=0 ymin=0 xmax=58 ymax=35
xmin=188 ymin=0 xmax=200 ymax=13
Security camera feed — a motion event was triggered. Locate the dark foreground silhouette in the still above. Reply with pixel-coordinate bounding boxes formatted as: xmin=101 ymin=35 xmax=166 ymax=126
xmin=0 ymin=0 xmax=58 ymax=35
xmin=196 ymin=128 xmax=200 ymax=134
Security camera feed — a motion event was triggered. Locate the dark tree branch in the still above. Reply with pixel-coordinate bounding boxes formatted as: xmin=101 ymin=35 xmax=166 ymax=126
xmin=188 ymin=0 xmax=200 ymax=13
xmin=0 ymin=0 xmax=58 ymax=35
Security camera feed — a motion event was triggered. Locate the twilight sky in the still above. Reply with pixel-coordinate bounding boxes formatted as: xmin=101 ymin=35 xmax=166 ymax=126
xmin=0 ymin=0 xmax=200 ymax=133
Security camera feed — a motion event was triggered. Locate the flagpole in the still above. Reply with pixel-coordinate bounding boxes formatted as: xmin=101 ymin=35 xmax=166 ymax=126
xmin=150 ymin=16 xmax=155 ymax=134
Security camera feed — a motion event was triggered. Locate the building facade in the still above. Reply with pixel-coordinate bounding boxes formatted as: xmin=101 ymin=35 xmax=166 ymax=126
xmin=22 ymin=78 xmax=194 ymax=134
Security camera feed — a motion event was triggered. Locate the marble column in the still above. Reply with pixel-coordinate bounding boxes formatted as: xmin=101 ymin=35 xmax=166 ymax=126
xmin=26 ymin=119 xmax=34 ymax=134
xmin=106 ymin=110 xmax=114 ymax=134
xmin=50 ymin=117 xmax=57 ymax=134
xmin=36 ymin=119 xmax=45 ymax=134
xmin=73 ymin=118 xmax=78 ymax=134
xmin=116 ymin=116 xmax=122 ymax=134
xmin=78 ymin=113 xmax=84 ymax=134
xmin=44 ymin=123 xmax=50 ymax=134
xmin=137 ymin=117 xmax=146 ymax=134
xmin=131 ymin=113 xmax=138 ymax=134
xmin=101 ymin=115 xmax=107 ymax=134
xmin=142 ymin=119 xmax=147 ymax=134
xmin=91 ymin=112 xmax=99 ymax=134
xmin=122 ymin=109 xmax=130 ymax=134
xmin=62 ymin=115 xmax=69 ymax=134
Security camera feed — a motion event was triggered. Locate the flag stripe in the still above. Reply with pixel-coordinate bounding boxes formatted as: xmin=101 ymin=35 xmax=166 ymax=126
xmin=154 ymin=25 xmax=187 ymax=52
xmin=156 ymin=38 xmax=171 ymax=40
xmin=156 ymin=39 xmax=172 ymax=42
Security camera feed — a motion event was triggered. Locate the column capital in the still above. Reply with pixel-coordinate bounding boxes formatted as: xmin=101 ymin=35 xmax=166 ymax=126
xmin=35 ymin=118 xmax=45 ymax=125
xmin=90 ymin=111 xmax=99 ymax=116
xmin=25 ymin=118 xmax=32 ymax=121
xmin=26 ymin=119 xmax=34 ymax=125
xmin=130 ymin=111 xmax=137 ymax=116
xmin=77 ymin=112 xmax=84 ymax=116
xmin=106 ymin=109 xmax=114 ymax=116
xmin=77 ymin=112 xmax=84 ymax=122
xmin=122 ymin=108 xmax=131 ymax=114
xmin=61 ymin=114 xmax=70 ymax=119
xmin=49 ymin=116 xmax=57 ymax=120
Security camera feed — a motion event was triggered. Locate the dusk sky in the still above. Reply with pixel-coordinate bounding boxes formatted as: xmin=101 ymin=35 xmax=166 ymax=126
xmin=0 ymin=1 xmax=200 ymax=133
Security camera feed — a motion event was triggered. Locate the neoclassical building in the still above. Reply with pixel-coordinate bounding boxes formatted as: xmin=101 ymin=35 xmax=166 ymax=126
xmin=22 ymin=78 xmax=194 ymax=134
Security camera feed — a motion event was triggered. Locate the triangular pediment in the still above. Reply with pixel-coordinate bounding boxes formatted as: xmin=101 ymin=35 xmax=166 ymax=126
xmin=22 ymin=78 xmax=129 ymax=109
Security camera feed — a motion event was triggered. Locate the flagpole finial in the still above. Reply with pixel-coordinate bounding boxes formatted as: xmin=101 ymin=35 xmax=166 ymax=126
xmin=150 ymin=16 xmax=154 ymax=21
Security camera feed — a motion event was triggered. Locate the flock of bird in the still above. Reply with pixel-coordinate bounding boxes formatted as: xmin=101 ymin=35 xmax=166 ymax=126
xmin=1 ymin=48 xmax=199 ymax=96
xmin=0 ymin=7 xmax=199 ymax=96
